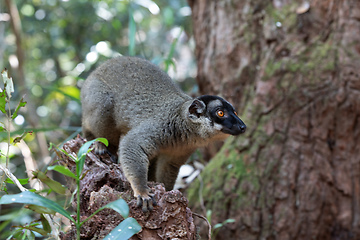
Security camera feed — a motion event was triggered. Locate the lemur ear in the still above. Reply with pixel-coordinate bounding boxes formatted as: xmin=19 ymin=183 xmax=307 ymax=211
xmin=189 ymin=99 xmax=206 ymax=118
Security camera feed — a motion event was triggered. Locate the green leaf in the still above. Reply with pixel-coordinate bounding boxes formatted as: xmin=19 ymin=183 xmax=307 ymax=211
xmin=103 ymin=217 xmax=141 ymax=240
xmin=213 ymin=218 xmax=235 ymax=230
xmin=164 ymin=59 xmax=176 ymax=73
xmin=24 ymin=228 xmax=36 ymax=240
xmin=58 ymin=86 xmax=81 ymax=101
xmin=0 ymin=122 xmax=5 ymax=132
xmin=12 ymin=97 xmax=27 ymax=119
xmin=164 ymin=28 xmax=182 ymax=72
xmin=0 ymin=219 xmax=11 ymax=233
xmin=213 ymin=223 xmax=223 ymax=230
xmin=32 ymin=170 xmax=66 ymax=195
xmin=128 ymin=6 xmax=136 ymax=56
xmin=48 ymin=165 xmax=76 ymax=179
xmin=40 ymin=214 xmax=51 ymax=234
xmin=0 ymin=208 xmax=33 ymax=223
xmin=0 ymin=191 xmax=74 ymax=222
xmin=25 ymin=204 xmax=56 ymax=215
xmin=163 ymin=7 xmax=174 ymax=26
xmin=20 ymin=224 xmax=49 ymax=237
xmin=76 ymin=138 xmax=107 ymax=160
xmin=43 ymin=85 xmax=81 ymax=103
xmin=0 ymin=91 xmax=6 ymax=114
xmin=77 ymin=138 xmax=108 ymax=176
xmin=61 ymin=149 xmax=77 ymax=162
xmin=223 ymin=218 xmax=235 ymax=224
xmin=206 ymin=209 xmax=212 ymax=223
xmin=48 ymin=142 xmax=55 ymax=151
xmin=5 ymin=178 xmax=29 ymax=185
xmin=103 ymin=198 xmax=129 ymax=219
xmin=1 ymin=69 xmax=14 ymax=98
xmin=13 ymin=130 xmax=32 ymax=144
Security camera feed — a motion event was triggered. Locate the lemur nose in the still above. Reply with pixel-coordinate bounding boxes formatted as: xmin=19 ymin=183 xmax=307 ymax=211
xmin=240 ymin=124 xmax=246 ymax=133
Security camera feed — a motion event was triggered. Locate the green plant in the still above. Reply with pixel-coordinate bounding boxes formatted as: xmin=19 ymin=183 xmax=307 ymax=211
xmin=163 ymin=27 xmax=183 ymax=73
xmin=0 ymin=70 xmax=141 ymax=239
xmin=0 ymin=69 xmax=29 ymax=195
xmin=1 ymin=138 xmax=142 ymax=239
xmin=0 ymin=69 xmax=28 ymax=179
xmin=206 ymin=209 xmax=235 ymax=239
xmin=0 ymin=69 xmax=57 ymax=239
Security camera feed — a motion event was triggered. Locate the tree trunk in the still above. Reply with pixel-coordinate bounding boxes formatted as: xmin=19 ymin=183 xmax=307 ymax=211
xmin=187 ymin=0 xmax=360 ymax=239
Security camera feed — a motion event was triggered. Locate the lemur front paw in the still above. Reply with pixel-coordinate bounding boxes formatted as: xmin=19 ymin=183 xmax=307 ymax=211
xmin=93 ymin=141 xmax=108 ymax=155
xmin=136 ymin=192 xmax=157 ymax=212
xmin=93 ymin=142 xmax=117 ymax=162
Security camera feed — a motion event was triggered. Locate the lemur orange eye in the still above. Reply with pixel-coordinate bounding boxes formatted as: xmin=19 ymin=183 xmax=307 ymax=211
xmin=217 ymin=110 xmax=224 ymax=117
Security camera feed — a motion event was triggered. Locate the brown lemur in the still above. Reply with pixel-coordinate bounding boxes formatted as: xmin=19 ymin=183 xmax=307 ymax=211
xmin=81 ymin=56 xmax=246 ymax=212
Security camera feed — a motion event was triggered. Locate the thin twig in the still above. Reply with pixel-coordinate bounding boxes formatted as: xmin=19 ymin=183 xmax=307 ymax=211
xmin=193 ymin=212 xmax=212 ymax=240
xmin=0 ymin=164 xmax=27 ymax=192
xmin=197 ymin=173 xmax=207 ymax=215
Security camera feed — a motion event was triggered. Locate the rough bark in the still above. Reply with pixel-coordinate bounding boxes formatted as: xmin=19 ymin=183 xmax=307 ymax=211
xmin=58 ymin=136 xmax=196 ymax=240
xmin=188 ymin=0 xmax=360 ymax=239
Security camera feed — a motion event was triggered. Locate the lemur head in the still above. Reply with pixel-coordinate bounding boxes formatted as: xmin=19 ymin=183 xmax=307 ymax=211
xmin=188 ymin=95 xmax=246 ymax=137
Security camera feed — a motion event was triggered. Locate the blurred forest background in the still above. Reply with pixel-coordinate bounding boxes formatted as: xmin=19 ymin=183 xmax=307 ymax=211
xmin=2 ymin=0 xmax=360 ymax=239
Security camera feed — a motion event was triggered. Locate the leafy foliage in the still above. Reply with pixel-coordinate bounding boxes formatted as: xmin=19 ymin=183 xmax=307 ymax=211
xmin=103 ymin=217 xmax=142 ymax=240
xmin=0 ymin=191 xmax=74 ymax=221
xmin=1 ymin=137 xmax=141 ymax=239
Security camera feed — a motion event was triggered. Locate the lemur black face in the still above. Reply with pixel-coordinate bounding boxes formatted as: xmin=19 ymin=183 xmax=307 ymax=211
xmin=197 ymin=95 xmax=246 ymax=135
